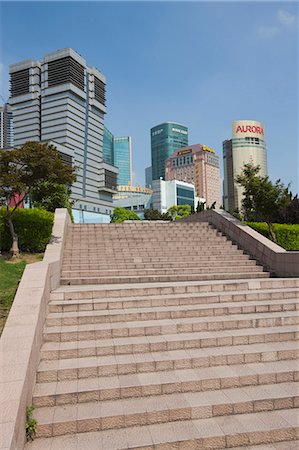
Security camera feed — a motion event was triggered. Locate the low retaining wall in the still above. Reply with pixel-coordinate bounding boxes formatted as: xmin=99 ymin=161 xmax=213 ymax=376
xmin=182 ymin=210 xmax=299 ymax=277
xmin=0 ymin=208 xmax=70 ymax=450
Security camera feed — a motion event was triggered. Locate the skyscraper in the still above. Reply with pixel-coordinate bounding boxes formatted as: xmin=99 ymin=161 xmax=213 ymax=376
xmin=223 ymin=120 xmax=267 ymax=212
xmin=145 ymin=166 xmax=152 ymax=188
xmin=103 ymin=127 xmax=132 ymax=186
xmin=0 ymin=103 xmax=14 ymax=148
xmin=151 ymin=122 xmax=188 ymax=181
xmin=114 ymin=136 xmax=132 ymax=186
xmin=9 ymin=48 xmax=118 ymax=216
xmin=165 ymin=144 xmax=221 ymax=207
xmin=103 ymin=127 xmax=114 ymax=166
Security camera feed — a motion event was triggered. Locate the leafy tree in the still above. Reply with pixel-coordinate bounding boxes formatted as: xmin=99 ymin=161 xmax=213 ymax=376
xmin=110 ymin=207 xmax=140 ymax=223
xmin=31 ymin=181 xmax=74 ymax=219
xmin=196 ymin=201 xmax=206 ymax=213
xmin=0 ymin=141 xmax=76 ymax=257
xmin=167 ymin=204 xmax=192 ymax=220
xmin=235 ymin=163 xmax=290 ymax=243
xmin=278 ymin=194 xmax=299 ymax=224
xmin=143 ymin=209 xmax=171 ymax=221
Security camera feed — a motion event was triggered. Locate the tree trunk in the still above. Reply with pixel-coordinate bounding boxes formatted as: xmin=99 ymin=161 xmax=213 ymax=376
xmin=267 ymin=222 xmax=277 ymax=243
xmin=6 ymin=213 xmax=19 ymax=258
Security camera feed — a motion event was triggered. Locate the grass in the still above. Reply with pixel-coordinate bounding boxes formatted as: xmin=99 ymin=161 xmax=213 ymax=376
xmin=0 ymin=253 xmax=43 ymax=335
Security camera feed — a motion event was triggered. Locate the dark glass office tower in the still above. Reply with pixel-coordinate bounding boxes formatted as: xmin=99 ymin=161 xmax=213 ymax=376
xmin=151 ymin=122 xmax=188 ymax=181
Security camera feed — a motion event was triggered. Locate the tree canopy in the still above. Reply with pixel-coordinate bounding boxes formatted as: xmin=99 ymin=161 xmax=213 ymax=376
xmin=110 ymin=207 xmax=140 ymax=223
xmin=235 ymin=162 xmax=290 ymax=242
xmin=0 ymin=141 xmax=76 ymax=256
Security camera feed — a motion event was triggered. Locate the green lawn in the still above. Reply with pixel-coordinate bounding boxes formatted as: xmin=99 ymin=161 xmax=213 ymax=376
xmin=0 ymin=254 xmax=43 ymax=335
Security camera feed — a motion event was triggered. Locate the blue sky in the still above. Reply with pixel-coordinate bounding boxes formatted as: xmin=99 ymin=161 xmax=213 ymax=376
xmin=1 ymin=1 xmax=298 ymax=192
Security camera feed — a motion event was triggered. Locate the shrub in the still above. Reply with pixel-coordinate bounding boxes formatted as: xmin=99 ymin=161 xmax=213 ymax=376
xmin=246 ymin=222 xmax=299 ymax=251
xmin=110 ymin=207 xmax=140 ymax=223
xmin=0 ymin=208 xmax=54 ymax=253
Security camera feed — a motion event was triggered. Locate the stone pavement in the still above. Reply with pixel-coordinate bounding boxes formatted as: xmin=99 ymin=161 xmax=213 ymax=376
xmin=25 ymin=222 xmax=299 ymax=449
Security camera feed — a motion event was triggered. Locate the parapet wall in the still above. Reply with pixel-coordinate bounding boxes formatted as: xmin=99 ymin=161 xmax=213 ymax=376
xmin=182 ymin=210 xmax=299 ymax=277
xmin=0 ymin=208 xmax=71 ymax=450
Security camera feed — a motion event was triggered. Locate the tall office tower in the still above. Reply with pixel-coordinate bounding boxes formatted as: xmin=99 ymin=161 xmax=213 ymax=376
xmin=151 ymin=122 xmax=188 ymax=181
xmin=145 ymin=166 xmax=152 ymax=188
xmin=114 ymin=136 xmax=132 ymax=186
xmin=0 ymin=103 xmax=14 ymax=148
xmin=165 ymin=144 xmax=221 ymax=207
xmin=223 ymin=120 xmax=267 ymax=212
xmin=9 ymin=48 xmax=118 ymax=216
xmin=103 ymin=127 xmax=114 ymax=166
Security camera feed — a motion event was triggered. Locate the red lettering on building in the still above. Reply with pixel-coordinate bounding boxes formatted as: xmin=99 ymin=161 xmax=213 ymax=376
xmin=235 ymin=125 xmax=264 ymax=135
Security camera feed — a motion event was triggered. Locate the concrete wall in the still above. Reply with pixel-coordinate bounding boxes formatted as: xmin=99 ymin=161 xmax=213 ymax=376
xmin=182 ymin=210 xmax=299 ymax=277
xmin=0 ymin=208 xmax=70 ymax=450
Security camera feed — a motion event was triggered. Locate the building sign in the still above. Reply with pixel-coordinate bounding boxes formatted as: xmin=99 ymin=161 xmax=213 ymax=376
xmin=172 ymin=128 xmax=188 ymax=135
xmin=178 ymin=148 xmax=192 ymax=156
xmin=152 ymin=128 xmax=163 ymax=137
xmin=235 ymin=125 xmax=264 ymax=135
xmin=202 ymin=145 xmax=215 ymax=153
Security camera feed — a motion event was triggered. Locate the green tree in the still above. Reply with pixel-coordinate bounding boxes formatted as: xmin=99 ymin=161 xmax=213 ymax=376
xmin=110 ymin=207 xmax=140 ymax=223
xmin=167 ymin=204 xmax=192 ymax=221
xmin=143 ymin=209 xmax=171 ymax=221
xmin=31 ymin=181 xmax=74 ymax=219
xmin=235 ymin=163 xmax=290 ymax=243
xmin=0 ymin=141 xmax=76 ymax=257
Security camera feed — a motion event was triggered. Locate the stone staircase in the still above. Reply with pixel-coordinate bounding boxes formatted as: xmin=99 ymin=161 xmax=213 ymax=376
xmin=26 ymin=221 xmax=299 ymax=449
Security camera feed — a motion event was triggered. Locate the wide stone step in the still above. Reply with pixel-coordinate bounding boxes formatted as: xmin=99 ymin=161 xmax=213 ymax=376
xmin=37 ymin=342 xmax=298 ymax=383
xmin=33 ymin=359 xmax=299 ymax=407
xmin=41 ymin=326 xmax=299 ymax=360
xmin=61 ymin=271 xmax=270 ymax=285
xmin=62 ymin=254 xmax=251 ymax=265
xmin=53 ymin=278 xmax=299 ymax=300
xmin=43 ymin=310 xmax=298 ymax=342
xmin=25 ymin=410 xmax=299 ymax=449
xmin=33 ymin=382 xmax=298 ymax=438
xmin=61 ymin=258 xmax=256 ymax=270
xmin=61 ymin=265 xmax=265 ymax=280
xmin=64 ymin=244 xmax=242 ymax=259
xmin=48 ymin=288 xmax=299 ymax=312
xmin=45 ymin=299 xmax=299 ymax=327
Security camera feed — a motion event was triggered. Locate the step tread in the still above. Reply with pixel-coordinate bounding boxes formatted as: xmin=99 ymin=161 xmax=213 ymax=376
xmin=33 ymin=381 xmax=298 ymax=425
xmin=43 ymin=310 xmax=299 ymax=335
xmin=38 ymin=340 xmax=299 ymax=372
xmin=46 ymin=298 xmax=298 ymax=320
xmin=33 ymin=359 xmax=299 ymax=398
xmin=40 ymin=334 xmax=299 ymax=354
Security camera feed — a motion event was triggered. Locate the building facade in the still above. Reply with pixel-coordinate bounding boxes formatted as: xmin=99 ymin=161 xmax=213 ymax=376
xmin=114 ymin=136 xmax=132 ymax=186
xmin=113 ymin=185 xmax=152 ymax=217
xmin=223 ymin=120 xmax=267 ymax=212
xmin=145 ymin=166 xmax=152 ymax=188
xmin=0 ymin=103 xmax=14 ymax=148
xmin=103 ymin=127 xmax=114 ymax=166
xmin=165 ymin=144 xmax=221 ymax=208
xmin=152 ymin=179 xmax=199 ymax=213
xmin=9 ymin=48 xmax=118 ymax=217
xmin=151 ymin=122 xmax=188 ymax=181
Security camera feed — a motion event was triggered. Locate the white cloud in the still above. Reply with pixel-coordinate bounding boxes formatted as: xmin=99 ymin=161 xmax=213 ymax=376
xmin=257 ymin=25 xmax=280 ymax=39
xmin=277 ymin=10 xmax=296 ymax=28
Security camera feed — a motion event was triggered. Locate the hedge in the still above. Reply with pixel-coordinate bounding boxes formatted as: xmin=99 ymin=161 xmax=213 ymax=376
xmin=0 ymin=208 xmax=54 ymax=253
xmin=246 ymin=222 xmax=299 ymax=251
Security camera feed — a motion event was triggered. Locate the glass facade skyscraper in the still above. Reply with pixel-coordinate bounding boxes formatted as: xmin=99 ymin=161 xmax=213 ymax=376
xmin=151 ymin=122 xmax=188 ymax=181
xmin=103 ymin=127 xmax=114 ymax=166
xmin=114 ymin=136 xmax=132 ymax=186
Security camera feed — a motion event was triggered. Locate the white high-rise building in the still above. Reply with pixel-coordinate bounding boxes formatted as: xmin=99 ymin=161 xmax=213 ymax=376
xmin=0 ymin=103 xmax=14 ymax=148
xmin=223 ymin=120 xmax=267 ymax=212
xmin=9 ymin=48 xmax=118 ymax=217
